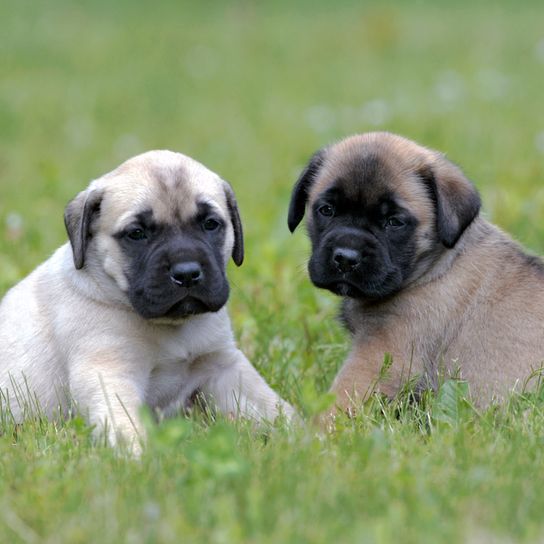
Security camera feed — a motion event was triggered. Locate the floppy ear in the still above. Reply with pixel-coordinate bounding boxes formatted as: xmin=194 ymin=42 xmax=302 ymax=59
xmin=222 ymin=181 xmax=244 ymax=266
xmin=288 ymin=148 xmax=327 ymax=232
xmin=64 ymin=189 xmax=104 ymax=270
xmin=419 ymin=155 xmax=481 ymax=248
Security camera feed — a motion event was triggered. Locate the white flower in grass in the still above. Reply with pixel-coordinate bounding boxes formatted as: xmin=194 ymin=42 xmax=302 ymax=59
xmin=64 ymin=116 xmax=94 ymax=149
xmin=114 ymin=134 xmax=142 ymax=161
xmin=535 ymin=132 xmax=544 ymax=154
xmin=476 ymin=69 xmax=510 ymax=102
xmin=535 ymin=38 xmax=544 ymax=63
xmin=305 ymin=105 xmax=335 ymax=134
xmin=360 ymin=99 xmax=391 ymax=127
xmin=5 ymin=212 xmax=23 ymax=240
xmin=143 ymin=501 xmax=161 ymax=521
xmin=184 ymin=45 xmax=218 ymax=81
xmin=434 ymin=70 xmax=465 ymax=109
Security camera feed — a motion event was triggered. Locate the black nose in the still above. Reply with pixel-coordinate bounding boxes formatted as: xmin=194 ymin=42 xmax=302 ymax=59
xmin=170 ymin=262 xmax=203 ymax=287
xmin=333 ymin=248 xmax=360 ymax=273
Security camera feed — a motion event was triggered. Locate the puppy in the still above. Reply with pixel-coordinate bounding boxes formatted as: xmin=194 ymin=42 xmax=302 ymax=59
xmin=288 ymin=132 xmax=544 ymax=411
xmin=0 ymin=150 xmax=293 ymax=452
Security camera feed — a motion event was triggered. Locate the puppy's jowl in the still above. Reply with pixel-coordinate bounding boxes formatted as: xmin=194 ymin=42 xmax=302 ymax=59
xmin=0 ymin=151 xmax=293 ymax=452
xmin=289 ymin=132 xmax=544 ymax=413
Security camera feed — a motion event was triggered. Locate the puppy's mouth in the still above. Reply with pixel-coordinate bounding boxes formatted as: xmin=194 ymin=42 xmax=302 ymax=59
xmin=311 ymin=271 xmax=402 ymax=301
xmin=129 ymin=288 xmax=228 ymax=320
xmin=330 ymin=281 xmax=365 ymax=298
xmin=149 ymin=291 xmax=227 ymax=319
xmin=165 ymin=296 xmax=212 ymax=318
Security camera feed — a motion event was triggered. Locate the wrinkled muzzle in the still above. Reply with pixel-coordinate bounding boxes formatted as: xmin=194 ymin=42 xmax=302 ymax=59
xmin=308 ymin=227 xmax=403 ymax=300
xmin=126 ymin=241 xmax=230 ymax=320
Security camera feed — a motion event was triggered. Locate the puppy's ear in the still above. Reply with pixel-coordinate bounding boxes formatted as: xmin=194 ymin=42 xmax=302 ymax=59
xmin=64 ymin=189 xmax=104 ymax=270
xmin=419 ymin=155 xmax=481 ymax=248
xmin=288 ymin=148 xmax=327 ymax=232
xmin=223 ymin=181 xmax=244 ymax=266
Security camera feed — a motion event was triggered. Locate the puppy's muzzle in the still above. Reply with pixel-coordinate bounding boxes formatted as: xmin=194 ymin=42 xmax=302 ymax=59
xmin=170 ymin=261 xmax=203 ymax=288
xmin=332 ymin=248 xmax=361 ymax=273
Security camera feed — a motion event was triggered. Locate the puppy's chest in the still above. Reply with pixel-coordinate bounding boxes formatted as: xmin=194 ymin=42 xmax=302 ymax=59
xmin=146 ymin=359 xmax=195 ymax=410
xmin=153 ymin=333 xmax=195 ymax=364
xmin=145 ymin=339 xmax=202 ymax=410
xmin=144 ymin=317 xmax=230 ymax=410
xmin=146 ymin=331 xmax=204 ymax=392
xmin=150 ymin=317 xmax=223 ymax=363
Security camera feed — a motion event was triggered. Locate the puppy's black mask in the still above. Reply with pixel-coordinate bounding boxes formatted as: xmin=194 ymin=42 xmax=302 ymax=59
xmin=307 ymin=185 xmax=419 ymax=300
xmin=116 ymin=204 xmax=231 ymax=320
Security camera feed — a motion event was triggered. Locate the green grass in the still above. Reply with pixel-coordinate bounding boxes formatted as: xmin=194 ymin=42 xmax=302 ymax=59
xmin=2 ymin=0 xmax=544 ymax=542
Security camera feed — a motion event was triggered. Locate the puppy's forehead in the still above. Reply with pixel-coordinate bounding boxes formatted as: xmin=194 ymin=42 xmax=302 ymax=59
xmin=310 ymin=132 xmax=433 ymax=207
xmin=97 ymin=150 xmax=226 ymax=225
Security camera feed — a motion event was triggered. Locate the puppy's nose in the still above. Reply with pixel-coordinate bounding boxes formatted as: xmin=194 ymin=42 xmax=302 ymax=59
xmin=170 ymin=262 xmax=203 ymax=287
xmin=333 ymin=248 xmax=360 ymax=273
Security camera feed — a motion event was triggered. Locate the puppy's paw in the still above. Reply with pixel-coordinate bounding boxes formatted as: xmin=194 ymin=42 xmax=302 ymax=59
xmin=277 ymin=400 xmax=301 ymax=425
xmin=314 ymin=406 xmax=340 ymax=433
xmin=314 ymin=400 xmax=360 ymax=433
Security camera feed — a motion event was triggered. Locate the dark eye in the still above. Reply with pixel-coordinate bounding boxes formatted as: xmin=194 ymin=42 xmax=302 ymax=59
xmin=203 ymin=218 xmax=220 ymax=231
xmin=387 ymin=217 xmax=405 ymax=228
xmin=126 ymin=227 xmax=147 ymax=241
xmin=318 ymin=204 xmax=335 ymax=217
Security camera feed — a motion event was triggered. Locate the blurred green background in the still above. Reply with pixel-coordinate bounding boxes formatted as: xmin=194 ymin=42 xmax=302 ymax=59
xmin=2 ymin=0 xmax=544 ymax=272
xmin=2 ymin=0 xmax=543 ymax=395
xmin=2 ymin=1 xmax=544 ymax=542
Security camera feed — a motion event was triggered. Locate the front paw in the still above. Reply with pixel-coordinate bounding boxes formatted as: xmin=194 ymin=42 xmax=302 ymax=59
xmin=315 ymin=406 xmax=339 ymax=433
xmin=277 ymin=401 xmax=303 ymax=426
xmin=91 ymin=417 xmax=146 ymax=457
xmin=315 ymin=399 xmax=359 ymax=432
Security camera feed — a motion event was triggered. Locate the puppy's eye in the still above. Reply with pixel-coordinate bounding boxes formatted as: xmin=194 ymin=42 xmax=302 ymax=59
xmin=203 ymin=218 xmax=220 ymax=231
xmin=318 ymin=204 xmax=335 ymax=217
xmin=127 ymin=228 xmax=147 ymax=241
xmin=387 ymin=217 xmax=405 ymax=228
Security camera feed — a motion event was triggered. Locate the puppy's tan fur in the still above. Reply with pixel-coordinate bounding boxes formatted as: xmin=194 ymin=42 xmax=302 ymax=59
xmin=300 ymin=133 xmax=544 ymax=411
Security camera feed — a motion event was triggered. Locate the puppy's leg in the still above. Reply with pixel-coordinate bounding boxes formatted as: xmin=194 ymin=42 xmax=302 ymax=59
xmin=327 ymin=338 xmax=418 ymax=421
xmin=68 ymin=350 xmax=148 ymax=454
xmin=196 ymin=349 xmax=295 ymax=423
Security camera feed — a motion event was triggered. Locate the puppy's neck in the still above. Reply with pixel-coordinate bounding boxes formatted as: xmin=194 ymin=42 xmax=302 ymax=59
xmin=408 ymin=217 xmax=495 ymax=290
xmin=58 ymin=243 xmax=134 ymax=312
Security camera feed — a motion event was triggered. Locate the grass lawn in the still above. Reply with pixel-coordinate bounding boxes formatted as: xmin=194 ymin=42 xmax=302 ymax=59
xmin=2 ymin=0 xmax=544 ymax=542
